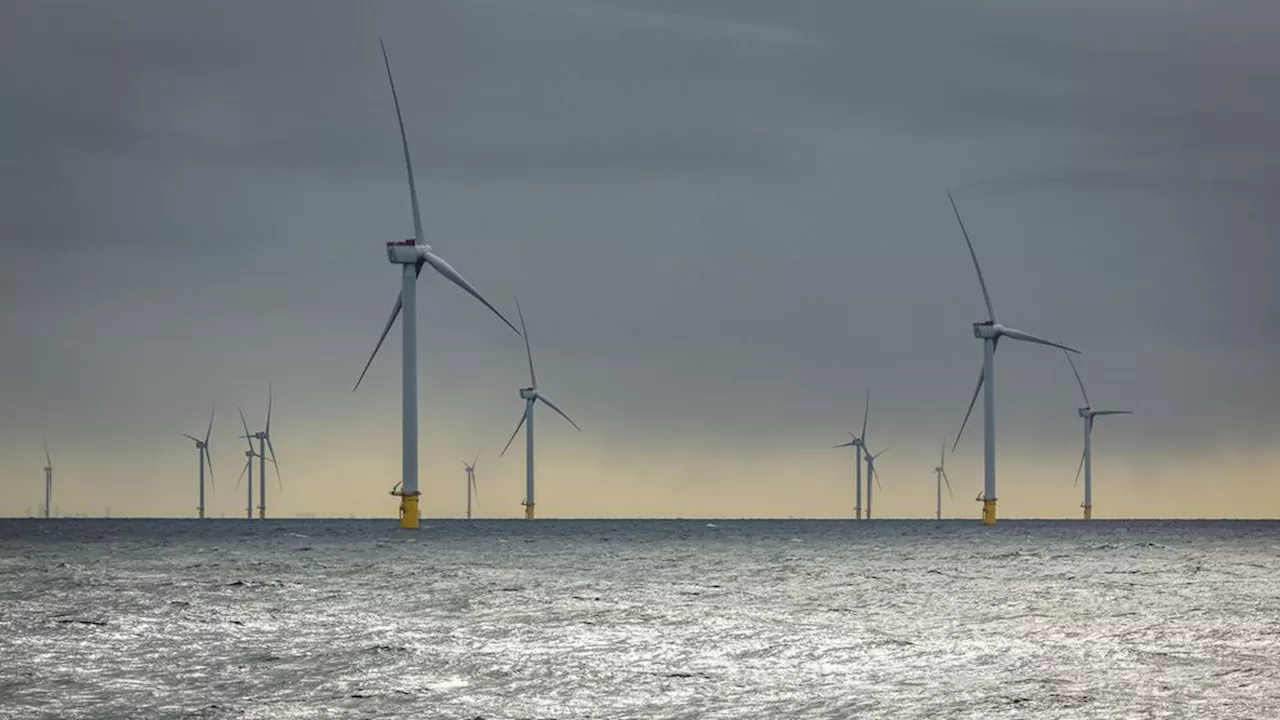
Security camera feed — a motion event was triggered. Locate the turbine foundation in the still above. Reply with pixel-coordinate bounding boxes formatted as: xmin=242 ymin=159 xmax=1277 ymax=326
xmin=1083 ymin=505 xmax=1092 ymax=521
xmin=982 ymin=498 xmax=997 ymax=526
xmin=393 ymin=489 xmax=420 ymax=530
xmin=524 ymin=502 xmax=535 ymax=521
xmin=258 ymin=506 xmax=265 ymax=520
xmin=855 ymin=508 xmax=862 ymax=520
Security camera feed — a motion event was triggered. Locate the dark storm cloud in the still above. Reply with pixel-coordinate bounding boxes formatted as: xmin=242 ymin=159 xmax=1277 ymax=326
xmin=1 ymin=0 xmax=1277 ymax=514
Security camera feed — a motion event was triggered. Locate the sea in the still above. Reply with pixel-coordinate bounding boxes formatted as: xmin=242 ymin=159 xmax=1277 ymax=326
xmin=1 ymin=519 xmax=1277 ymax=719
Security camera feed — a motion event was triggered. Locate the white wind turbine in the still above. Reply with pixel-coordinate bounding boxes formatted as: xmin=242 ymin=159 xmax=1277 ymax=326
xmin=947 ymin=192 xmax=1081 ymax=525
xmin=500 ymin=302 xmax=581 ymax=520
xmin=832 ymin=390 xmax=870 ymax=519
xmin=181 ymin=406 xmax=215 ymax=519
xmin=1063 ymin=351 xmax=1132 ymax=520
xmin=351 ymin=41 xmax=520 ymax=530
xmin=463 ymin=452 xmax=479 ymax=520
xmin=235 ymin=447 xmax=260 ymax=520
xmin=933 ymin=440 xmax=954 ymax=521
xmin=239 ymin=388 xmax=280 ymax=520
xmin=42 ymin=441 xmax=53 ymax=519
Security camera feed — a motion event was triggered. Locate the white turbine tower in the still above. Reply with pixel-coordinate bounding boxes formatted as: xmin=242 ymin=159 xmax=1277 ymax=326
xmin=239 ymin=389 xmax=280 ymax=519
xmin=1063 ymin=351 xmax=1132 ymax=520
xmin=42 ymin=441 xmax=53 ymax=519
xmin=865 ymin=447 xmax=888 ymax=518
xmin=181 ymin=406 xmax=215 ymax=519
xmin=500 ymin=302 xmax=581 ymax=520
xmin=933 ymin=440 xmax=953 ymax=521
xmin=947 ymin=192 xmax=1081 ymax=526
xmin=463 ymin=452 xmax=479 ymax=520
xmin=351 ymin=41 xmax=520 ymax=530
xmin=832 ymin=390 xmax=870 ymax=519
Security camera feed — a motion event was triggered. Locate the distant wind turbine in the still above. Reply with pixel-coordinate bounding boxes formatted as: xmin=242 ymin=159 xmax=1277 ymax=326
xmin=947 ymin=192 xmax=1081 ymax=526
xmin=1063 ymin=351 xmax=1132 ymax=520
xmin=832 ymin=390 xmax=870 ymax=519
xmin=500 ymin=301 xmax=581 ymax=520
xmin=239 ymin=388 xmax=280 ymax=519
xmin=351 ymin=41 xmax=520 ymax=530
xmin=463 ymin=453 xmax=479 ymax=520
xmin=933 ymin=441 xmax=953 ymax=521
xmin=181 ymin=406 xmax=215 ymax=519
xmin=42 ymin=441 xmax=53 ymax=519
xmin=236 ymin=447 xmax=260 ymax=520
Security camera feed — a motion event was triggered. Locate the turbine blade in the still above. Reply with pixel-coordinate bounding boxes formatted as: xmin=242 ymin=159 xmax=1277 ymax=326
xmin=238 ymin=407 xmax=254 ymax=453
xmin=471 ymin=474 xmax=479 ymax=503
xmin=267 ymin=437 xmax=280 ymax=489
xmin=947 ymin=191 xmax=997 ymax=324
xmin=381 ymin=39 xmax=423 ymax=246
xmin=206 ymin=449 xmax=215 ymax=490
xmin=1000 ymin=326 xmax=1080 ymax=354
xmin=516 ymin=299 xmax=537 ymax=388
xmin=45 ymin=440 xmax=51 ymax=467
xmin=953 ymin=365 xmax=985 ymax=452
xmin=941 ymin=469 xmax=954 ymax=498
xmin=1093 ymin=410 xmax=1133 ymax=416
xmin=353 ymin=294 xmax=403 ymax=392
xmin=873 ymin=465 xmax=883 ymax=491
xmin=1073 ymin=447 xmax=1086 ymax=487
xmin=537 ymin=394 xmax=582 ymax=432
xmin=832 ymin=441 xmax=856 ymax=449
xmin=1063 ymin=350 xmax=1090 ymax=407
xmin=182 ymin=433 xmax=202 ymax=443
xmin=237 ymin=458 xmax=248 ymax=490
xmin=472 ymin=450 xmax=481 ymax=469
xmin=860 ymin=390 xmax=870 ymax=444
xmin=500 ymin=409 xmax=528 ymax=457
xmin=265 ymin=382 xmax=273 ymax=437
xmin=421 ymin=251 xmax=520 ymax=335
xmin=205 ymin=405 xmax=215 ymax=447
xmin=940 ymin=438 xmax=945 ymax=468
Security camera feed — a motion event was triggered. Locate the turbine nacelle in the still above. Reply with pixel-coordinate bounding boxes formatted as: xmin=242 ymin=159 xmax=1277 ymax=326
xmin=387 ymin=239 xmax=429 ymax=264
xmin=1078 ymin=407 xmax=1092 ymax=418
xmin=972 ymin=321 xmax=998 ymax=339
xmin=519 ymin=387 xmax=537 ymax=401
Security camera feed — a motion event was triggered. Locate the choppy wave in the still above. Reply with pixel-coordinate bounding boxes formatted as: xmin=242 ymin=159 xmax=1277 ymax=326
xmin=0 ymin=518 xmax=1278 ymax=719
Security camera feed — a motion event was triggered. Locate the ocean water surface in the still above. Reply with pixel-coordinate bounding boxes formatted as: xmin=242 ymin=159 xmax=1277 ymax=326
xmin=1 ymin=519 xmax=1278 ymax=719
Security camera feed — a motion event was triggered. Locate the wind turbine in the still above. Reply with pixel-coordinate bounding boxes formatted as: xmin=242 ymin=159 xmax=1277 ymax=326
xmin=832 ymin=391 xmax=870 ymax=519
xmin=865 ymin=447 xmax=888 ymax=519
xmin=42 ymin=441 xmax=53 ymax=519
xmin=947 ymin=192 xmax=1081 ymax=526
xmin=1063 ymin=351 xmax=1132 ymax=520
xmin=500 ymin=301 xmax=581 ymax=520
xmin=933 ymin=440 xmax=953 ymax=521
xmin=463 ymin=452 xmax=479 ymax=520
xmin=181 ymin=406 xmax=215 ymax=519
xmin=236 ymin=447 xmax=258 ymax=520
xmin=239 ymin=389 xmax=279 ymax=520
xmin=351 ymin=41 xmax=520 ymax=530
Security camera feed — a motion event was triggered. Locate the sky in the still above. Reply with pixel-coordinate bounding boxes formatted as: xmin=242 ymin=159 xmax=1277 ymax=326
xmin=1 ymin=0 xmax=1278 ymax=519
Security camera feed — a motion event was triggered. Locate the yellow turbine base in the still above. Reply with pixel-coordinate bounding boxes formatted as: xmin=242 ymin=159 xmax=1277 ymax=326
xmin=397 ymin=492 xmax=420 ymax=529
xmin=1083 ymin=506 xmax=1092 ymax=521
xmin=524 ymin=503 xmax=535 ymax=521
xmin=198 ymin=509 xmax=205 ymax=520
xmin=258 ymin=508 xmax=265 ymax=520
xmin=982 ymin=499 xmax=997 ymax=526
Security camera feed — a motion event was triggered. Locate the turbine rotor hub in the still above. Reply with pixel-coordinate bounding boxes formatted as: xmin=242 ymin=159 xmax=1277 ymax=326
xmin=973 ymin=321 xmax=999 ymax=339
xmin=1079 ymin=408 xmax=1092 ymax=418
xmin=386 ymin=239 xmax=430 ymax=264
xmin=519 ymin=387 xmax=536 ymax=400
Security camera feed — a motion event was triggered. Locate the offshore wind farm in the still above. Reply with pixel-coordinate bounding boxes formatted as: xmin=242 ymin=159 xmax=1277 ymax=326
xmin=2 ymin=3 xmax=1279 ymax=718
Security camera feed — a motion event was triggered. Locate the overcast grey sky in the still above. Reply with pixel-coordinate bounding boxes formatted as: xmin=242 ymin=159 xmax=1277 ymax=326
xmin=2 ymin=0 xmax=1277 ymax=519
